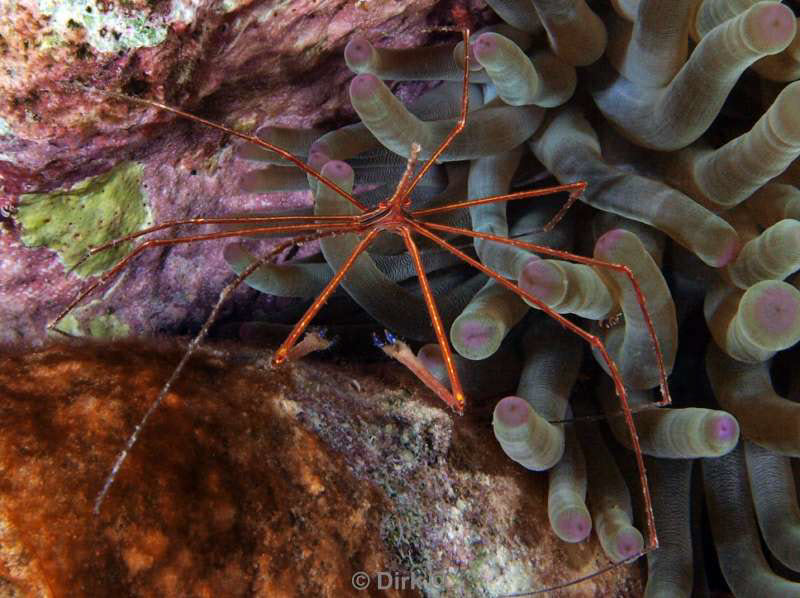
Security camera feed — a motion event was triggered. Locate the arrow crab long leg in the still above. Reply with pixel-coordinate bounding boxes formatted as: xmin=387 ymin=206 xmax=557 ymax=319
xmin=405 ymin=218 xmax=661 ymax=557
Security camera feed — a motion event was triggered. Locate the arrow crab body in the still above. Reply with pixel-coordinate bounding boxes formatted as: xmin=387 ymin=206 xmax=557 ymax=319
xmin=52 ymin=27 xmax=677 ymax=595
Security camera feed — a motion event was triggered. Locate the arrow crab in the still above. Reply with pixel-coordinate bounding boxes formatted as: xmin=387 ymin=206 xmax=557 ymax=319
xmin=21 ymin=0 xmax=724 ymax=583
xmin=46 ymin=25 xmax=677 ymax=594
xmin=10 ymin=0 xmax=800 ymax=594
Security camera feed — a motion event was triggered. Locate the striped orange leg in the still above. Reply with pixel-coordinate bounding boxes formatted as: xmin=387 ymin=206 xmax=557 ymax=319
xmin=50 ymin=220 xmax=362 ymax=331
xmin=407 ymin=220 xmax=663 ymax=558
xmin=418 ymin=220 xmax=671 ymax=408
xmin=399 ymin=228 xmax=464 ymax=412
xmin=410 ymin=181 xmax=588 ymax=218
xmin=77 ymin=213 xmax=360 ymax=259
xmin=402 ymin=28 xmax=472 ymax=196
xmin=272 ymin=228 xmax=382 ymax=364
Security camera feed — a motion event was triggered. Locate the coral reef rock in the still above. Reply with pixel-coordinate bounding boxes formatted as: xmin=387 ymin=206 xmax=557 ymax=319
xmin=0 ymin=0 xmax=486 ymax=346
xmin=0 ymin=340 xmax=642 ymax=597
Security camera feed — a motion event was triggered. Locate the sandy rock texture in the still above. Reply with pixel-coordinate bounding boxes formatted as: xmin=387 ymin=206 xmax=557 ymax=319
xmin=0 ymin=340 xmax=643 ymax=596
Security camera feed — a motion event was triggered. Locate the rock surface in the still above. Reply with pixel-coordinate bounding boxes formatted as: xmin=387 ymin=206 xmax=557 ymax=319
xmin=0 ymin=340 xmax=643 ymax=596
xmin=0 ymin=0 xmax=489 ymax=346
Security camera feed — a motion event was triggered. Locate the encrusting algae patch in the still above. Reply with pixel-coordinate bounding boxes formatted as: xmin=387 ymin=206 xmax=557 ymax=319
xmin=17 ymin=161 xmax=152 ymax=278
xmin=36 ymin=0 xmax=169 ymax=55
xmin=53 ymin=304 xmax=131 ymax=339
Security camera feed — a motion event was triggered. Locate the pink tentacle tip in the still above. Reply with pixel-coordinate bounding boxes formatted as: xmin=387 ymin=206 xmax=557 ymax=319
xmin=472 ymin=32 xmax=498 ymax=61
xmin=519 ymin=258 xmax=561 ymax=302
xmin=594 ymin=229 xmax=627 ymax=255
xmin=321 ymin=159 xmax=353 ymax=180
xmin=307 ymin=146 xmax=330 ymax=171
xmin=454 ymin=320 xmax=494 ymax=349
xmin=709 ymin=413 xmax=739 ymax=443
xmin=754 ymin=3 xmax=796 ymax=47
xmin=494 ymin=396 xmax=531 ymax=428
xmin=615 ymin=529 xmax=644 ymax=561
xmin=754 ymin=284 xmax=800 ymax=333
xmin=555 ymin=509 xmax=592 ymax=543
xmin=713 ymin=236 xmax=741 ymax=268
xmin=349 ymin=73 xmax=380 ymax=100
xmin=344 ymin=36 xmax=373 ymax=66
